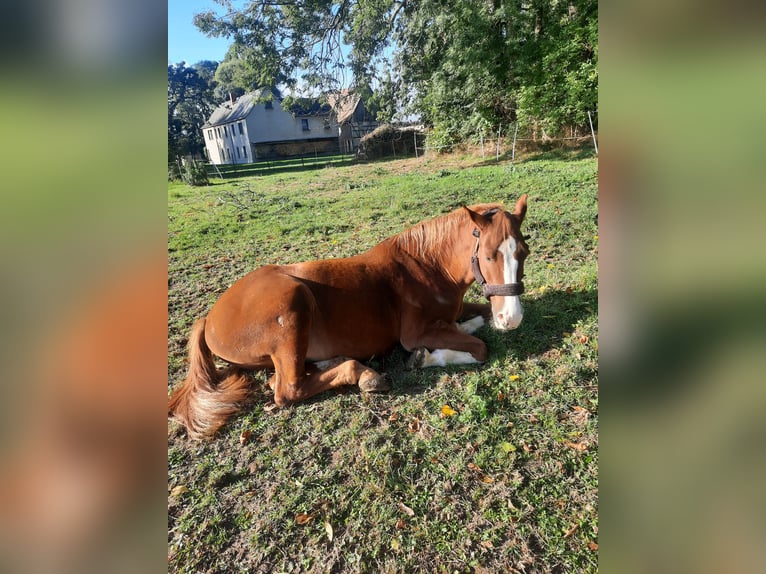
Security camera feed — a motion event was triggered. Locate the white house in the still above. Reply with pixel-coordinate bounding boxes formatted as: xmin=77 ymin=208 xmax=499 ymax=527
xmin=202 ymin=88 xmax=340 ymax=165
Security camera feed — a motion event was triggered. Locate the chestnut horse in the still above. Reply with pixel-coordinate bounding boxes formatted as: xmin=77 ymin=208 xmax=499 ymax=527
xmin=169 ymin=195 xmax=529 ymax=438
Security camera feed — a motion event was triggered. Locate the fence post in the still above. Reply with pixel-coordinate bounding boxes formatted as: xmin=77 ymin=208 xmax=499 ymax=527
xmin=587 ymin=111 xmax=598 ymax=155
xmin=496 ymin=125 xmax=502 ymax=162
xmin=414 ymin=131 xmax=418 ymax=159
xmin=480 ymin=130 xmax=485 ymax=160
xmin=511 ymin=122 xmax=519 ymax=163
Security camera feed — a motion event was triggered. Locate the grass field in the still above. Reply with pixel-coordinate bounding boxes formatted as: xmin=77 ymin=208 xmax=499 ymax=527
xmin=168 ymin=149 xmax=598 ymax=573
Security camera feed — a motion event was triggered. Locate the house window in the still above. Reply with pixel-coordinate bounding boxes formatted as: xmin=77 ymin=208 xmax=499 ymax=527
xmin=265 ymin=100 xmax=273 ymax=110
xmin=238 ymin=122 xmax=244 ymax=134
xmin=242 ymin=146 xmax=247 ymax=157
xmin=301 ymin=119 xmax=310 ymax=131
xmin=237 ymin=147 xmax=241 ymax=158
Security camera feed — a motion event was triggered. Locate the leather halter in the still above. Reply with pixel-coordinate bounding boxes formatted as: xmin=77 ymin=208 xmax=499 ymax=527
xmin=471 ymin=228 xmax=525 ymax=299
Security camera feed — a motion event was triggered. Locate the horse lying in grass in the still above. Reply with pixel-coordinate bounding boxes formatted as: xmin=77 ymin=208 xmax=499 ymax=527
xmin=169 ymin=195 xmax=529 ymax=438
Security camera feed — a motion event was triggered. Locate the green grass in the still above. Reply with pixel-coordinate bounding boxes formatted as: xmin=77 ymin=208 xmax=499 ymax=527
xmin=168 ymin=150 xmax=598 ymax=573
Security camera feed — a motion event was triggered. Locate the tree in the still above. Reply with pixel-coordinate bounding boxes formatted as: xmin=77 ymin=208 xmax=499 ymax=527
xmin=168 ymin=62 xmax=219 ymax=161
xmin=192 ymin=0 xmax=598 ymax=139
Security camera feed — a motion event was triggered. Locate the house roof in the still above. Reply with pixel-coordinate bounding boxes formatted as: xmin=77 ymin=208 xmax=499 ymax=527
xmin=203 ymin=87 xmax=338 ymax=128
xmin=327 ymin=90 xmax=362 ymax=124
xmin=203 ymin=88 xmax=282 ymax=128
xmin=203 ymin=93 xmax=256 ymax=128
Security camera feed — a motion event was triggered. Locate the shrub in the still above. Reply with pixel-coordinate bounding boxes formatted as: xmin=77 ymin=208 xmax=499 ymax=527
xmin=181 ymin=160 xmax=209 ymax=186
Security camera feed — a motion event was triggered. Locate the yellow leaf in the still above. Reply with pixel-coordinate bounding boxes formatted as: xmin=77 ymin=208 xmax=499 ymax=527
xmin=390 ymin=538 xmax=401 ymax=551
xmin=500 ymin=442 xmax=516 ymax=453
xmin=593 ymin=235 xmax=599 ymax=241
xmin=169 ymin=485 xmax=188 ymax=498
xmin=509 ymin=374 xmax=520 ymax=381
xmin=440 ymin=404 xmax=457 ymax=417
xmin=324 ymin=520 xmax=334 ymax=542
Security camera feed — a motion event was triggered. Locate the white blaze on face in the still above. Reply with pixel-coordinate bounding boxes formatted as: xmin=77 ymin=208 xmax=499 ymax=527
xmin=494 ymin=237 xmax=524 ymax=330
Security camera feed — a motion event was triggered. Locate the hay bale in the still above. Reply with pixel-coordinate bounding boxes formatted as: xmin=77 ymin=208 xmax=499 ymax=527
xmin=357 ymin=124 xmax=424 ymax=160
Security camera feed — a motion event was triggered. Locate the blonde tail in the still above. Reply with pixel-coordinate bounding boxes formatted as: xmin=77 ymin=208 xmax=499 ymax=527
xmin=168 ymin=318 xmax=251 ymax=438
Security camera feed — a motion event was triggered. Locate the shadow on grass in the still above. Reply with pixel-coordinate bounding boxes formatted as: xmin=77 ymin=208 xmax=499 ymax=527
xmin=209 ymin=156 xmax=356 ymax=180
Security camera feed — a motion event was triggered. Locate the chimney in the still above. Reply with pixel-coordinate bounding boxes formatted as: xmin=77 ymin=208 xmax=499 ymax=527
xmin=229 ymin=92 xmax=235 ymax=105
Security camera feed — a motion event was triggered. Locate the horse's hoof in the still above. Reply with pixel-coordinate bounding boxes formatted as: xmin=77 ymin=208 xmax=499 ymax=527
xmin=359 ymin=373 xmax=390 ymax=393
xmin=405 ymin=347 xmax=429 ymax=370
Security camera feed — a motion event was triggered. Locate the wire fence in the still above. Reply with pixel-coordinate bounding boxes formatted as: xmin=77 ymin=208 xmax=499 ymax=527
xmin=417 ymin=116 xmax=598 ymax=161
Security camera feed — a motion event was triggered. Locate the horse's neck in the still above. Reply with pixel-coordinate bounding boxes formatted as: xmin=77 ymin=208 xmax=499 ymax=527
xmin=388 ymin=218 xmax=476 ymax=290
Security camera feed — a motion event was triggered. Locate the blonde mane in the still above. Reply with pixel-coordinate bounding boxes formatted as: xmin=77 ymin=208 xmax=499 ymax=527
xmin=393 ymin=203 xmax=504 ymax=266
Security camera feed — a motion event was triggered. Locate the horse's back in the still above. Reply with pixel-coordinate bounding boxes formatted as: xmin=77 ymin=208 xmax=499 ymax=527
xmin=204 ymin=256 xmax=402 ymax=365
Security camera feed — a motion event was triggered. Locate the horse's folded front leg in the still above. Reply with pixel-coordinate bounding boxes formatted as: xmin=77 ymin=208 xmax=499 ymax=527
xmin=401 ymin=321 xmax=488 ymax=369
xmin=406 ymin=347 xmax=482 ymax=369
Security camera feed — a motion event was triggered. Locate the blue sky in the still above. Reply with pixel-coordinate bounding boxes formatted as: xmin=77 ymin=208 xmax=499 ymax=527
xmin=168 ymin=0 xmax=232 ymax=64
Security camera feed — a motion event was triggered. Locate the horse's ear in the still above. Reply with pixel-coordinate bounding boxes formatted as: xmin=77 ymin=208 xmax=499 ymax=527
xmin=463 ymin=205 xmax=492 ymax=230
xmin=512 ymin=194 xmax=528 ymax=224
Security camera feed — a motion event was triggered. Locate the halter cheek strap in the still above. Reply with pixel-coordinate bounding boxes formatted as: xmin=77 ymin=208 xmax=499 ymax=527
xmin=471 ymin=229 xmax=525 ymax=299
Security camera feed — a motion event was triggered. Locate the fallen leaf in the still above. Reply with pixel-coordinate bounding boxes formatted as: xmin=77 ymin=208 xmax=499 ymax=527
xmin=169 ymin=485 xmax=188 ymax=498
xmin=440 ymin=404 xmax=457 ymax=417
xmin=480 ymin=540 xmax=494 ymax=549
xmin=564 ymin=440 xmax=588 ymax=452
xmin=263 ymin=402 xmax=279 ymax=413
xmin=295 ymin=512 xmax=315 ymax=525
xmin=395 ymin=518 xmax=407 ymax=529
xmin=467 ymin=462 xmax=482 ymax=473
xmin=587 ymin=541 xmax=599 ymax=551
xmin=563 ymin=524 xmax=579 ymax=538
xmin=496 ymin=391 xmax=506 ymax=401
xmin=239 ymin=429 xmax=252 ymax=445
xmin=324 ymin=520 xmax=334 ymax=542
xmin=500 ymin=442 xmax=516 ymax=453
xmin=528 ymin=414 xmax=539 ymax=423
xmin=398 ymin=502 xmax=415 ymax=517
xmin=569 ymin=406 xmax=591 ymax=426
xmin=509 ymin=374 xmax=520 ymax=381
xmin=408 ymin=417 xmax=421 ymax=432
xmin=388 ymin=412 xmax=399 ymax=422
xmin=390 ymin=538 xmax=401 ymax=551
xmin=480 ymin=475 xmax=495 ymax=484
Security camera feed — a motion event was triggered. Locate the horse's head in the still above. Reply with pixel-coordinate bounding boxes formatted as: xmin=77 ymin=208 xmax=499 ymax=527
xmin=465 ymin=195 xmax=529 ymax=330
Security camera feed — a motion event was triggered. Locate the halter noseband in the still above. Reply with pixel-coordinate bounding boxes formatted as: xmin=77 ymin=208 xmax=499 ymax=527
xmin=471 ymin=228 xmax=525 ymax=299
